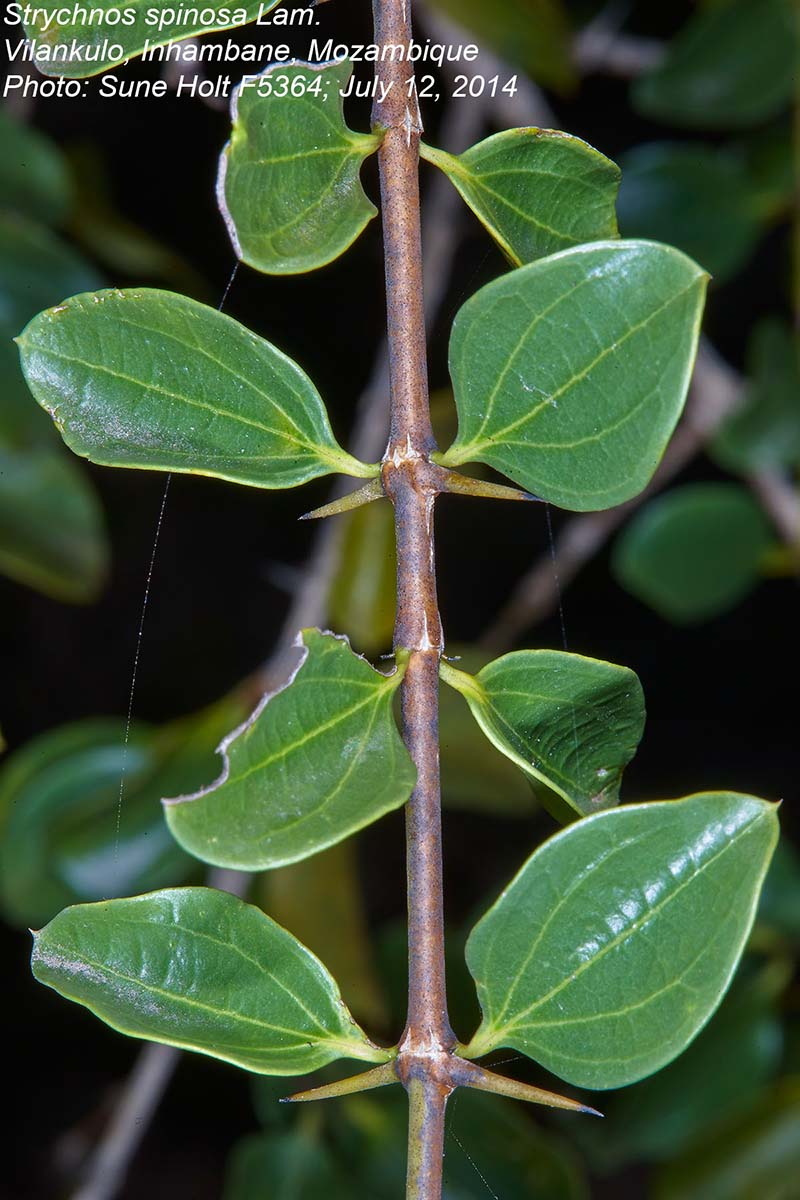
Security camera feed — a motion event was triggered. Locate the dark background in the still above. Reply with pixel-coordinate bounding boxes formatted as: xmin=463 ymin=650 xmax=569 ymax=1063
xmin=1 ymin=1 xmax=796 ymax=1196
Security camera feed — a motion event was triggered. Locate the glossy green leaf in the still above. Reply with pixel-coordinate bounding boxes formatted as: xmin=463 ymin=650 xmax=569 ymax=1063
xmin=219 ymin=59 xmax=381 ymax=275
xmin=421 ymin=130 xmax=618 ymax=267
xmin=613 ymin=484 xmax=774 ymax=625
xmin=426 ymin=0 xmax=575 ymax=92
xmin=0 ymin=445 xmax=107 ymax=602
xmin=440 ymin=240 xmax=707 ymax=511
xmin=633 ymin=0 xmax=797 ymax=130
xmin=654 ymin=1080 xmax=800 ymax=1200
xmin=32 ymin=886 xmax=389 ymax=1073
xmin=165 ymin=629 xmax=416 ymax=870
xmin=439 ymin=649 xmax=536 ymax=817
xmin=17 ymin=288 xmax=373 ymax=488
xmin=574 ymin=962 xmax=786 ymax=1168
xmin=328 ymin=499 xmax=396 ymax=657
xmin=260 ymin=839 xmax=388 ymax=1028
xmin=0 ymin=699 xmax=244 ymax=927
xmin=0 ymin=110 xmax=72 ymax=226
xmin=440 ymin=651 xmax=644 ymax=820
xmin=23 ymin=0 xmax=284 ymax=79
xmin=712 ymin=319 xmax=800 ymax=474
xmin=463 ymin=792 xmax=779 ymax=1090
xmin=617 ymin=143 xmax=761 ymax=283
xmin=224 ymin=1130 xmax=351 ymax=1200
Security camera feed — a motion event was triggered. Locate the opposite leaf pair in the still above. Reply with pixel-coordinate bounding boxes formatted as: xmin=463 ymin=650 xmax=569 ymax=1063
xmin=33 ymin=789 xmax=778 ymax=1093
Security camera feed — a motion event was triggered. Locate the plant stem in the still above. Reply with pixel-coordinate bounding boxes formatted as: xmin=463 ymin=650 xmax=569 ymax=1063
xmin=372 ymin=1 xmax=454 ymax=1196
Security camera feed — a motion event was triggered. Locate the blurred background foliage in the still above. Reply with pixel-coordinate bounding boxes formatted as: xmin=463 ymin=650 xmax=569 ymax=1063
xmin=1 ymin=0 xmax=798 ymax=1197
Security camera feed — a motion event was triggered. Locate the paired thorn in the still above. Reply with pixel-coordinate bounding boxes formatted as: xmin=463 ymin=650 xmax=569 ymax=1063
xmin=282 ymin=1060 xmax=398 ymax=1103
xmin=282 ymin=1056 xmax=600 ymax=1119
xmin=441 ymin=471 xmax=540 ymax=504
xmin=462 ymin=1061 xmax=602 ymax=1117
xmin=299 ymin=477 xmax=385 ymax=521
xmin=301 ymin=470 xmax=537 ymax=522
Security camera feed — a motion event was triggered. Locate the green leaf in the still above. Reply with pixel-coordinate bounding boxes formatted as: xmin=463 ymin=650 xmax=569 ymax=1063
xmin=617 ymin=143 xmax=762 ymax=283
xmin=758 ymin=839 xmax=800 ymax=940
xmin=0 ymin=110 xmax=73 ymax=226
xmin=17 ymin=288 xmax=373 ymax=488
xmin=573 ymin=962 xmax=786 ymax=1168
xmin=612 ymin=483 xmax=774 ymax=625
xmin=440 ymin=651 xmax=644 ymax=820
xmin=421 ymin=130 xmax=619 ymax=267
xmin=219 ymin=59 xmax=381 ymax=275
xmin=712 ymin=319 xmax=800 ymax=474
xmin=440 ymin=240 xmax=707 ymax=511
xmin=32 ymin=886 xmax=389 ymax=1073
xmin=328 ymin=499 xmax=396 ymax=657
xmin=653 ymin=1080 xmax=800 ymax=1200
xmin=426 ymin=0 xmax=575 ymax=92
xmin=165 ymin=629 xmax=416 ymax=870
xmin=23 ymin=0 xmax=284 ymax=79
xmin=439 ymin=648 xmax=537 ymax=817
xmin=0 ymin=445 xmax=107 ymax=602
xmin=463 ymin=792 xmax=779 ymax=1090
xmin=224 ymin=1130 xmax=351 ymax=1200
xmin=632 ymin=0 xmax=797 ymax=130
xmin=260 ymin=839 xmax=389 ymax=1028
xmin=0 ymin=214 xmax=103 ymax=447
xmin=0 ymin=699 xmax=243 ymax=927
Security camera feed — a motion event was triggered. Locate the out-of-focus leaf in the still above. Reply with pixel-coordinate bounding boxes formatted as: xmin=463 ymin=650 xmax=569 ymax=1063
xmin=654 ymin=1080 xmax=800 ymax=1200
xmin=224 ymin=1130 xmax=351 ymax=1200
xmin=573 ymin=962 xmax=786 ymax=1169
xmin=0 ymin=698 xmax=244 ymax=927
xmin=0 ymin=444 xmax=107 ymax=602
xmin=219 ymin=59 xmax=381 ymax=275
xmin=328 ymin=500 xmax=395 ymax=656
xmin=426 ymin=0 xmax=575 ymax=92
xmin=440 ymin=651 xmax=644 ymax=820
xmin=24 ymin=0 xmax=283 ymax=78
xmin=712 ymin=320 xmax=800 ymax=473
xmin=32 ymin=887 xmax=391 ymax=1073
xmin=633 ymin=0 xmax=797 ymax=130
xmin=463 ymin=792 xmax=779 ymax=1090
xmin=260 ymin=839 xmax=388 ymax=1029
xmin=439 ymin=649 xmax=536 ymax=816
xmin=165 ymin=629 xmax=416 ymax=870
xmin=758 ymin=839 xmax=800 ymax=940
xmin=67 ymin=144 xmax=209 ymax=296
xmin=0 ymin=213 xmax=102 ymax=446
xmin=421 ymin=130 xmax=619 ymax=266
xmin=18 ymin=288 xmax=372 ymax=488
xmin=617 ymin=143 xmax=762 ymax=282
xmin=0 ymin=110 xmax=72 ymax=226
xmin=440 ymin=241 xmax=707 ymax=511
xmin=612 ymin=483 xmax=774 ymax=624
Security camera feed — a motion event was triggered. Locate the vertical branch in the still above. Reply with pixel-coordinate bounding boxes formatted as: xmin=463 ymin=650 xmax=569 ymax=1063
xmin=371 ymin=1 xmax=454 ymax=1197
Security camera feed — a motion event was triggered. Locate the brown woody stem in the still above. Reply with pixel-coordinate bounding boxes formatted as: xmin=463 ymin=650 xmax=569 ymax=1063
xmin=372 ymin=1 xmax=455 ymax=1196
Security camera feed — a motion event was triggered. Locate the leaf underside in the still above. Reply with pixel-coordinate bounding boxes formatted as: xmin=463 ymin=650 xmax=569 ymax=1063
xmin=422 ymin=129 xmax=619 ymax=266
xmin=165 ymin=629 xmax=416 ymax=870
xmin=464 ymin=792 xmax=778 ymax=1089
xmin=442 ymin=650 xmax=645 ymax=819
xmin=32 ymin=886 xmax=389 ymax=1074
xmin=219 ymin=59 xmax=381 ymax=275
